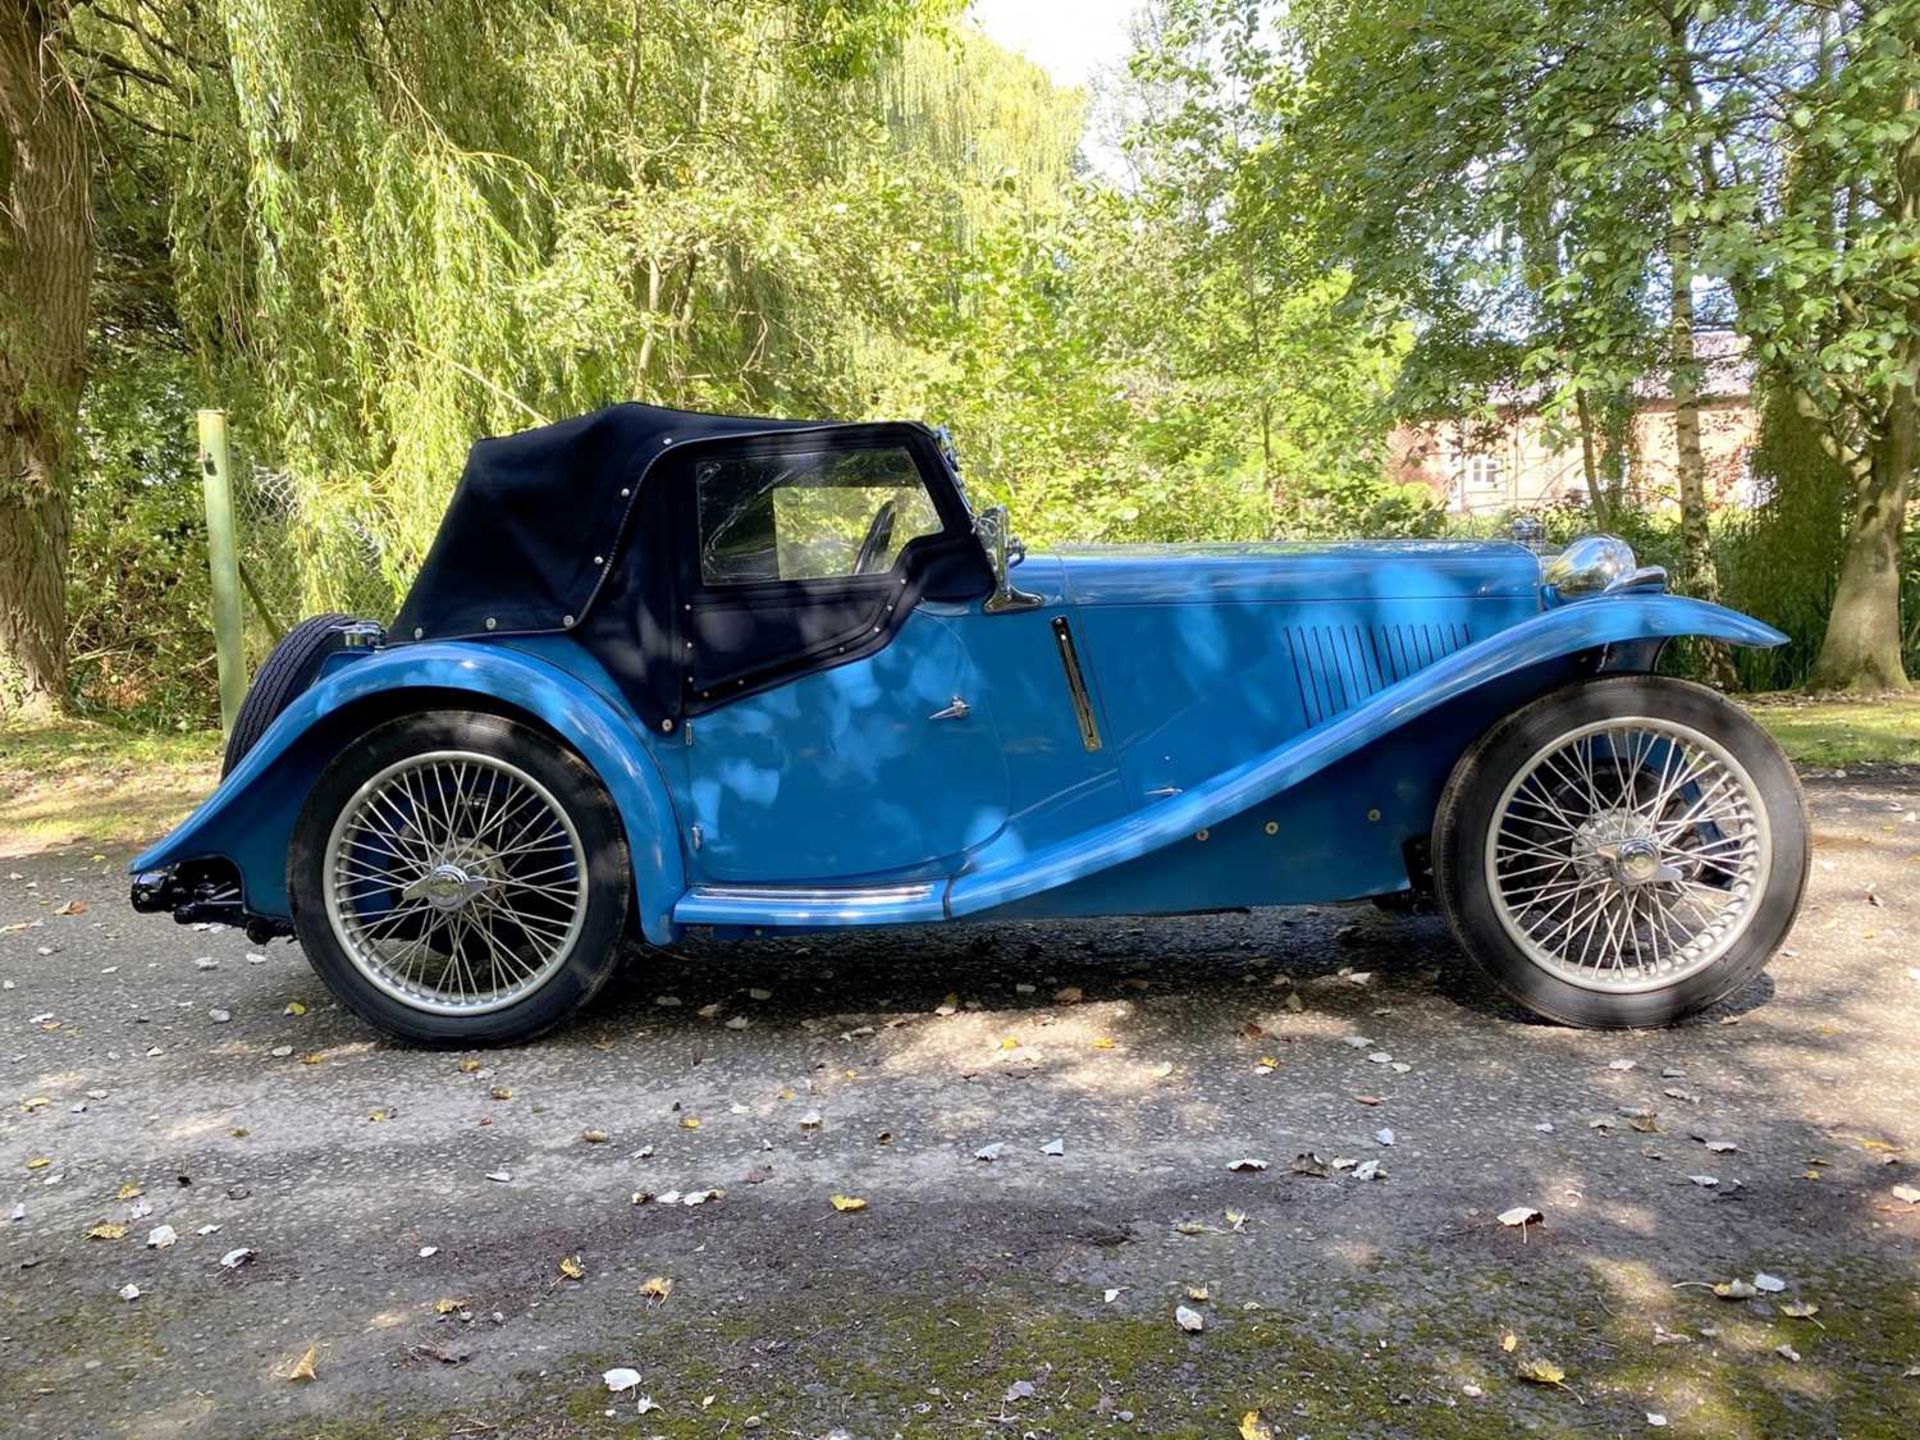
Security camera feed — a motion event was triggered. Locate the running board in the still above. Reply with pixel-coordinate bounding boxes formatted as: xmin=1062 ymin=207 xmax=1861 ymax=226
xmin=674 ymin=881 xmax=947 ymax=928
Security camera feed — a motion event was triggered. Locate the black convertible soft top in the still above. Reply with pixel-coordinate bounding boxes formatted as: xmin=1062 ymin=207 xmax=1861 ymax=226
xmin=393 ymin=402 xmax=822 ymax=645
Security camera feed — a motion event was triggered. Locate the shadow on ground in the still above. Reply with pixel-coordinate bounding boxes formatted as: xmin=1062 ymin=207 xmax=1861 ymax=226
xmin=1 ymin=771 xmax=1915 ymax=1438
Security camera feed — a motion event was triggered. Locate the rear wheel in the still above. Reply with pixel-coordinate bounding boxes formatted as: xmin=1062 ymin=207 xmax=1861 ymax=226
xmin=1433 ymin=675 xmax=1808 ymax=1028
xmin=289 ymin=711 xmax=630 ymax=1045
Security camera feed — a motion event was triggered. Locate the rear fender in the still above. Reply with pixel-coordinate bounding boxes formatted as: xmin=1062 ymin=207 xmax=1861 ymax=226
xmin=948 ymin=594 xmax=1784 ymax=917
xmin=130 ymin=643 xmax=685 ymax=942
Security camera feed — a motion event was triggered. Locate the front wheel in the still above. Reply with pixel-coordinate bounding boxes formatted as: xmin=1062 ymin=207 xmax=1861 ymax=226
xmin=1433 ymin=675 xmax=1808 ymax=1028
xmin=289 ymin=711 xmax=631 ymax=1045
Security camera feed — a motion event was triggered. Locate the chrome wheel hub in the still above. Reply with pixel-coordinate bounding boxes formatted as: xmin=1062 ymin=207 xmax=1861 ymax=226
xmin=405 ymin=862 xmax=490 ymax=911
xmin=322 ymin=751 xmax=587 ymax=1016
xmin=1485 ymin=718 xmax=1771 ymax=993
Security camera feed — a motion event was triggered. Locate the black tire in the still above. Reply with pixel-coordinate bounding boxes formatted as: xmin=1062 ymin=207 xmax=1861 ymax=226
xmin=288 ymin=711 xmax=631 ymax=1046
xmin=1432 ymin=675 xmax=1808 ymax=1029
xmin=223 ymin=613 xmax=357 ymax=776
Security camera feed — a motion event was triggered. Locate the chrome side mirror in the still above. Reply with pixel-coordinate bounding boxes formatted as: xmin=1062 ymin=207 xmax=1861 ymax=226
xmin=977 ymin=504 xmax=1041 ymax=614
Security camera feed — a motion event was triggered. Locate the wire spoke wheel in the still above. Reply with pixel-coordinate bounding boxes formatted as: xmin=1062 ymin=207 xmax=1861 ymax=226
xmin=1484 ymin=717 xmax=1771 ymax=994
xmin=322 ymin=750 xmax=588 ymax=1016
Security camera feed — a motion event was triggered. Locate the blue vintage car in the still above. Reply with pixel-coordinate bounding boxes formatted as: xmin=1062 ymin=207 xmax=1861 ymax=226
xmin=130 ymin=405 xmax=1809 ymax=1043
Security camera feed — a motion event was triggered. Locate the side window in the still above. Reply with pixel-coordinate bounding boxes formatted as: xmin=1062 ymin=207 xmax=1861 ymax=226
xmin=696 ymin=445 xmax=944 ymax=586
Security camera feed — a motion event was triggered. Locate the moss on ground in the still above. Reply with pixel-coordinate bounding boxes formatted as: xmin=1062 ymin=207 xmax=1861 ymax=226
xmin=216 ymin=1257 xmax=1918 ymax=1440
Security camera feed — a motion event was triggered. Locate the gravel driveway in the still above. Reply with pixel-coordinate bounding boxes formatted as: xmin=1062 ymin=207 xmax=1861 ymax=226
xmin=3 ymin=769 xmax=1917 ymax=1440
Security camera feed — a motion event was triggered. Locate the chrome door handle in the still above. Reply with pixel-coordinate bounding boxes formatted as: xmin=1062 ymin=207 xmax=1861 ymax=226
xmin=929 ymin=696 xmax=971 ymax=721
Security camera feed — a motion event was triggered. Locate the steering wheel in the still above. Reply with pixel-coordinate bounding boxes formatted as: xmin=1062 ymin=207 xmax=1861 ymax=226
xmin=851 ymin=498 xmax=898 ymax=576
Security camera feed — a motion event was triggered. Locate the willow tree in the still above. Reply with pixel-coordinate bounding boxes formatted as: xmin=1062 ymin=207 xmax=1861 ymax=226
xmin=1 ymin=0 xmax=92 ymax=715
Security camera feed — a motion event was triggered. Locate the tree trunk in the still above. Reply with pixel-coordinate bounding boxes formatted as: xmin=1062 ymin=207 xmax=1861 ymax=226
xmin=1810 ymin=384 xmax=1913 ymax=692
xmin=1810 ymin=61 xmax=1917 ymax=693
xmin=0 ymin=2 xmax=90 ymax=717
xmin=1575 ymin=386 xmax=1604 ymax=522
xmin=1668 ymin=226 xmax=1737 ymax=690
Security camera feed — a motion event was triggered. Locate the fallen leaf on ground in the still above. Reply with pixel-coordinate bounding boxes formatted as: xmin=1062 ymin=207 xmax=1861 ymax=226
xmin=119 ymin=1284 xmax=141 ymax=1301
xmin=1776 ymin=1343 xmax=1801 ymax=1362
xmin=1780 ymin=1300 xmax=1820 ymax=1319
xmin=1498 ymin=1207 xmax=1542 ymax=1228
xmin=1891 ymin=1184 xmax=1920 ymax=1204
xmin=641 ymin=1276 xmax=672 ymax=1302
xmin=1053 ymin=986 xmax=1083 ymax=1003
xmin=1290 ymin=1153 xmax=1332 ymax=1178
xmin=1501 ymin=1333 xmax=1518 ymax=1353
xmin=146 ymin=1224 xmax=177 ymax=1249
xmin=975 ymin=1143 xmax=1004 ymax=1162
xmin=1004 ymin=1379 xmax=1035 ymax=1402
xmin=604 ymin=1367 xmax=640 ymax=1393
xmin=86 ymin=1222 xmax=127 ymax=1241
xmin=1174 ymin=1305 xmax=1204 ymax=1333
xmin=1239 ymin=1410 xmax=1274 ymax=1440
xmin=1041 ymin=1138 xmax=1065 ymax=1156
xmin=679 ymin=1116 xmax=700 ymax=1130
xmin=1753 ymin=1272 xmax=1786 ymax=1293
xmin=830 ymin=1194 xmax=867 ymax=1212
xmin=1092 ymin=1036 xmax=1116 ymax=1050
xmin=581 ymin=1129 xmax=608 ymax=1144
xmin=53 ymin=899 xmax=86 ymax=916
xmin=1228 ymin=1157 xmax=1269 ymax=1172
xmin=558 ymin=1255 xmax=585 ymax=1280
xmin=285 ymin=1347 xmax=317 ymax=1383
xmin=1713 ymin=1279 xmax=1758 ymax=1300
xmin=1516 ymin=1358 xmax=1565 ymax=1385
xmin=433 ymin=1297 xmax=463 ymax=1314
xmin=457 ymin=1059 xmax=481 ymax=1073
xmin=221 ymin=1247 xmax=256 ymax=1268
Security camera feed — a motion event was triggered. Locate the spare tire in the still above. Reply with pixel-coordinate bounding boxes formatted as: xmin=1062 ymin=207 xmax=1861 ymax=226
xmin=222 ymin=613 xmax=358 ymax=777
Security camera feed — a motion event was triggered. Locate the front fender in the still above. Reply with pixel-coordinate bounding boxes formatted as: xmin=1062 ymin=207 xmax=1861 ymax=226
xmin=131 ymin=643 xmax=686 ymax=942
xmin=948 ymin=594 xmax=1783 ymax=918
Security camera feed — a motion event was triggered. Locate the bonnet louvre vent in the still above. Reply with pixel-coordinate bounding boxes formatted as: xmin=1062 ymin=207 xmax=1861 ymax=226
xmin=1284 ymin=622 xmax=1472 ymax=727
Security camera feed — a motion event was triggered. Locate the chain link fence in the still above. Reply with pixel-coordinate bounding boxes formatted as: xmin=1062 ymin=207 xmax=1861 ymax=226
xmin=230 ymin=460 xmax=398 ymax=666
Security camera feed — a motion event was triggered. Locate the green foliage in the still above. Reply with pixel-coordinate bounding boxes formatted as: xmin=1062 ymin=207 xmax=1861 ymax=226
xmin=43 ymin=0 xmax=1914 ymax=720
xmin=66 ymin=342 xmax=217 ymax=726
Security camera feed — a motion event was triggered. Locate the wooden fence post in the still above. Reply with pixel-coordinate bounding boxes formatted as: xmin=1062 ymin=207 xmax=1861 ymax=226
xmin=197 ymin=409 xmax=247 ymax=734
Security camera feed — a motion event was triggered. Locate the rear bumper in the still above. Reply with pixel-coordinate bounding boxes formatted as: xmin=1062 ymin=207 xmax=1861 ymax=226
xmin=129 ymin=863 xmax=292 ymax=940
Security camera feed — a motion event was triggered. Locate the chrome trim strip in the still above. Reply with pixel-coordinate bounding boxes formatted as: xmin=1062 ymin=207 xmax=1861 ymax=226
xmin=1050 ymin=616 xmax=1102 ymax=752
xmin=689 ymin=882 xmax=938 ymax=904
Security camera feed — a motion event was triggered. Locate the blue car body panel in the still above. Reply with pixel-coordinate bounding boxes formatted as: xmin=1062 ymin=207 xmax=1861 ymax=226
xmin=947 ymin=590 xmax=1783 ymax=921
xmin=131 ymin=640 xmax=687 ymax=943
xmin=133 ymin=524 xmax=1787 ymax=943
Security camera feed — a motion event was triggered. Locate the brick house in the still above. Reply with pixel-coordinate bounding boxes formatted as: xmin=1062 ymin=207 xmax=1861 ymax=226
xmin=1387 ymin=332 xmax=1761 ymax=515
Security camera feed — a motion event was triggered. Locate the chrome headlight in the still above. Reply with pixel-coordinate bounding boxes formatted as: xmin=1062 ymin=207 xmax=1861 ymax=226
xmin=1542 ymin=534 xmax=1637 ymax=601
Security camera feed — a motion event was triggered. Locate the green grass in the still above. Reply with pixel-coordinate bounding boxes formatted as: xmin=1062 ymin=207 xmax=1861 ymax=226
xmin=0 ymin=718 xmax=219 ymax=855
xmin=1742 ymin=692 xmax=1920 ymax=767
